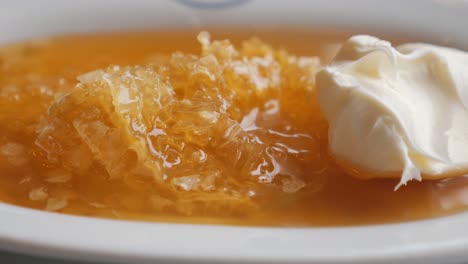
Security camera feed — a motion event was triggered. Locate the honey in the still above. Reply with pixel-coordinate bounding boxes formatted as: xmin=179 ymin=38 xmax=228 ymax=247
xmin=0 ymin=29 xmax=467 ymax=226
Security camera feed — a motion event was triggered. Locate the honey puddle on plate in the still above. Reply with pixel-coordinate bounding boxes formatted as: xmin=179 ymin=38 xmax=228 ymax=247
xmin=0 ymin=29 xmax=467 ymax=226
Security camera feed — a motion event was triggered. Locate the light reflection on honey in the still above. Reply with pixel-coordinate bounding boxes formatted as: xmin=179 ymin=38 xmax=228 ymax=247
xmin=0 ymin=29 xmax=467 ymax=226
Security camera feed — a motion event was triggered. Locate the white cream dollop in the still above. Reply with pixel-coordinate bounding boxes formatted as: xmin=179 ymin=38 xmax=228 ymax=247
xmin=316 ymin=35 xmax=468 ymax=189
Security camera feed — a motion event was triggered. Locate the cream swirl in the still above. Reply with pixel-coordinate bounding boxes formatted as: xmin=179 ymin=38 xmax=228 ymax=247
xmin=317 ymin=35 xmax=468 ymax=189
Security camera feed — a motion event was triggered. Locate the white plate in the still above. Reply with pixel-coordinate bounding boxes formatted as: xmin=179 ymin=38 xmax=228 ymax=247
xmin=0 ymin=0 xmax=467 ymax=263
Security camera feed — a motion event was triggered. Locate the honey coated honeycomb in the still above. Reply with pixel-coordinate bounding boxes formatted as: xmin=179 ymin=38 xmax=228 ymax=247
xmin=32 ymin=32 xmax=326 ymax=216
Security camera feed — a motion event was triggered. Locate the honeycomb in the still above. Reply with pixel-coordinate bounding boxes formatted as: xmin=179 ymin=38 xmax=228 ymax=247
xmin=31 ymin=32 xmax=327 ymax=216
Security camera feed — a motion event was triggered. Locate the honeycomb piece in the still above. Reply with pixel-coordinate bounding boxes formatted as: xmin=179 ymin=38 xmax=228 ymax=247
xmin=34 ymin=32 xmax=323 ymax=216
